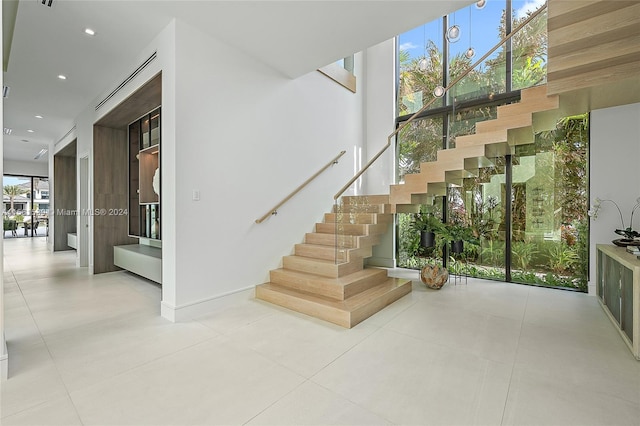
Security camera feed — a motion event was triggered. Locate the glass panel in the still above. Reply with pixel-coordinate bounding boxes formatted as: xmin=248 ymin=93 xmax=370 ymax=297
xmin=605 ymin=259 xmax=620 ymax=324
xmin=597 ymin=250 xmax=604 ymax=299
xmin=398 ymin=19 xmax=444 ymax=116
xmin=129 ymin=121 xmax=140 ymax=236
xmin=397 ymin=116 xmax=443 ymax=182
xmin=141 ymin=113 xmax=150 ymax=150
xmin=621 ymin=265 xmax=633 ymax=341
xmin=447 ymin=158 xmax=507 ymax=280
xmin=33 ymin=177 xmax=49 ymax=237
xmin=2 ymin=175 xmax=41 ymax=237
xmin=448 ymin=2 xmax=506 ymax=103
xmin=511 ymin=114 xmax=589 ymax=291
xmin=397 ymin=199 xmax=444 ymax=270
xmin=448 ymin=105 xmax=497 ymax=149
xmin=149 ymin=108 xmax=160 ymax=147
xmin=140 ymin=204 xmax=160 ymax=239
xmin=511 ymin=0 xmax=548 ymax=90
xmin=335 ymin=195 xmax=387 ymax=266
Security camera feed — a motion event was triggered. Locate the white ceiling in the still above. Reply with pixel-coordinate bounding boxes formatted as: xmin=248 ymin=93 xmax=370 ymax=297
xmin=3 ymin=0 xmax=472 ymax=164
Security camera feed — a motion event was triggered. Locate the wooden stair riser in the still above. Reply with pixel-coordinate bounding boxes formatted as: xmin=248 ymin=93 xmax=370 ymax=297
xmin=304 ymin=232 xmax=358 ymax=248
xmin=323 ymin=212 xmax=391 ymax=225
xmin=304 ymin=232 xmax=381 ymax=250
xmin=340 ymin=195 xmax=390 ymax=205
xmin=282 ymin=255 xmax=363 ymax=278
xmin=497 ymin=95 xmax=559 ymax=119
xmin=255 ymin=277 xmax=411 ymax=328
xmin=256 ymin=284 xmax=350 ymax=327
xmin=315 ymin=222 xmax=388 ymax=236
xmin=389 ymin=85 xmax=561 ymax=211
xmin=269 ymin=268 xmax=389 ymax=301
xmin=349 ymin=279 xmax=413 ymax=326
xmin=475 ymin=112 xmax=532 ymax=133
xmin=333 ymin=203 xmax=391 ymax=214
xmin=294 ymin=243 xmax=372 ymax=263
xmin=455 ymin=129 xmax=508 ymax=149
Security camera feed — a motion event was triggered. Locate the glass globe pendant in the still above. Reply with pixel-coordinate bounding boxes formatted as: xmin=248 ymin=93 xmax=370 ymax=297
xmin=446 ymin=25 xmax=460 ymax=43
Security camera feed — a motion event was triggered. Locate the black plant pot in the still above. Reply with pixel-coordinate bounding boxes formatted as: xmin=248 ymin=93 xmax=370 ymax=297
xmin=451 ymin=240 xmax=464 ymax=254
xmin=420 ymin=231 xmax=436 ymax=248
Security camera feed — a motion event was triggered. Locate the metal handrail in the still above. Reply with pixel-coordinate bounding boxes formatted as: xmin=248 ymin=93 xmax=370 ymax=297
xmin=256 ymin=150 xmax=347 ymax=223
xmin=334 ymin=3 xmax=547 ymax=200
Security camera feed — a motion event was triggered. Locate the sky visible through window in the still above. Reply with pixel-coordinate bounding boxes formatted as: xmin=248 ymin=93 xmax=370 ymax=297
xmin=399 ymin=0 xmax=545 ymax=62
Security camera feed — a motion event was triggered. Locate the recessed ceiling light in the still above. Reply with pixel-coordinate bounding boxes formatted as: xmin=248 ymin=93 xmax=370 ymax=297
xmin=58 ymin=74 xmax=67 ymax=80
xmin=84 ymin=28 xmax=96 ymax=36
xmin=35 ymin=115 xmax=43 ymax=119
xmin=27 ymin=129 xmax=35 ymax=133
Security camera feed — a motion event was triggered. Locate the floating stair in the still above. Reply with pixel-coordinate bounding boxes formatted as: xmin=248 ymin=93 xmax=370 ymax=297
xmin=390 ymin=84 xmax=560 ymax=211
xmin=257 ymin=85 xmax=563 ymax=327
xmin=256 ymin=195 xmax=411 ymax=328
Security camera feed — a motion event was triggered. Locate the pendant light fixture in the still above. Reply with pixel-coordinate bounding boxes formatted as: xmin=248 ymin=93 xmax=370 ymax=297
xmin=446 ymin=24 xmax=460 ymax=43
xmin=446 ymin=9 xmax=460 ymax=43
xmin=465 ymin=6 xmax=475 ymax=59
xmin=418 ymin=22 xmax=428 ymax=71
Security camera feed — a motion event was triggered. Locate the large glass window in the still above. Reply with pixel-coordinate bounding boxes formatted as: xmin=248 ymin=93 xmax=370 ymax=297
xmin=511 ymin=0 xmax=548 ymax=90
xmin=395 ymin=1 xmax=589 ymax=291
xmin=3 ymin=175 xmax=49 ymax=238
xmin=398 ymin=19 xmax=443 ymax=115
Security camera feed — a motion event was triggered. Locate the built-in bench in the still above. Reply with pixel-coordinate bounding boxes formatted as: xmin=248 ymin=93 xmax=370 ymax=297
xmin=114 ymin=244 xmax=162 ymax=284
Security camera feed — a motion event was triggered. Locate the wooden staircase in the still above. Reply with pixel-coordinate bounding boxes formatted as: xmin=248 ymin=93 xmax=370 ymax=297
xmin=256 ymin=84 xmax=563 ymax=328
xmin=256 ymin=195 xmax=412 ymax=328
xmin=390 ymin=84 xmax=560 ymax=210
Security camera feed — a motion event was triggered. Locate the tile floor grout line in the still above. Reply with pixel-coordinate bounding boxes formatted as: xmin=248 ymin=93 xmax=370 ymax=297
xmin=65 ymin=332 xmax=223 ymax=398
xmin=9 ymin=254 xmax=87 ymax=425
xmin=499 ymin=286 xmax=530 ymax=425
xmin=240 ymin=378 xmax=311 ymax=425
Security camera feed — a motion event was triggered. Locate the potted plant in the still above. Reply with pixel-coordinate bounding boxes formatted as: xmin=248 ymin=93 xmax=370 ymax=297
xmin=410 ymin=211 xmax=443 ymax=249
xmin=442 ymin=222 xmax=473 ymax=254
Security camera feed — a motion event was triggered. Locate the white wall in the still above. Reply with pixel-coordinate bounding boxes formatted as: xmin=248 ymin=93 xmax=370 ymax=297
xmin=589 ymin=102 xmax=640 ymax=295
xmin=164 ymin=19 xmax=366 ymax=317
xmin=363 ymin=38 xmax=397 ymax=195
xmin=362 ymin=38 xmax=397 ymax=267
xmin=3 ymin=159 xmax=48 ymax=177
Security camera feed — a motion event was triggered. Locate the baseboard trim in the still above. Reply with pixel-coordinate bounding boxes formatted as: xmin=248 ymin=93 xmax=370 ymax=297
xmin=161 ymin=285 xmax=255 ymax=322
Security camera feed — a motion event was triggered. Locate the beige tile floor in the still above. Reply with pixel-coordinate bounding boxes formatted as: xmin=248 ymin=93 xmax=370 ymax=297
xmin=2 ymin=237 xmax=639 ymax=425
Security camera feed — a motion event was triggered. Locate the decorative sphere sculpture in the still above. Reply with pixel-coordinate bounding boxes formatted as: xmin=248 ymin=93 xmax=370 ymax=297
xmin=420 ymin=264 xmax=449 ymax=289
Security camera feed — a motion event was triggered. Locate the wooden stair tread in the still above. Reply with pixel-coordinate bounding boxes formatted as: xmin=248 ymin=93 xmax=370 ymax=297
xmin=269 ymin=267 xmax=389 ymax=300
xmin=282 ymin=255 xmax=363 ymax=278
xmin=255 ymin=277 xmax=412 ymax=328
xmin=388 ymin=84 xmax=561 ymax=210
xmin=294 ymin=243 xmax=372 ymax=262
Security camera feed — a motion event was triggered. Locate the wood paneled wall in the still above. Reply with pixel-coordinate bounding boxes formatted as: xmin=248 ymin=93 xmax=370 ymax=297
xmin=548 ymin=0 xmax=640 ymax=98
xmin=93 ymin=125 xmax=137 ymax=274
xmin=53 ymin=155 xmax=77 ymax=251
